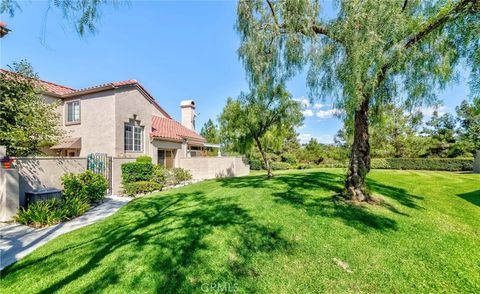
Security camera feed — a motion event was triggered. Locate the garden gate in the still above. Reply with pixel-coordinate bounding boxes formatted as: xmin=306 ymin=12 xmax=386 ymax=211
xmin=87 ymin=153 xmax=113 ymax=194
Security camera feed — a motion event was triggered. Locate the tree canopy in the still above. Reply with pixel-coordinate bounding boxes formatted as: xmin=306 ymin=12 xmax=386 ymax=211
xmin=0 ymin=63 xmax=62 ymax=156
xmin=456 ymin=97 xmax=480 ymax=155
xmin=236 ymin=0 xmax=480 ymax=201
xmin=219 ymin=84 xmax=303 ymax=177
xmin=1 ymin=0 xmax=117 ymax=35
xmin=200 ymin=119 xmax=221 ymax=144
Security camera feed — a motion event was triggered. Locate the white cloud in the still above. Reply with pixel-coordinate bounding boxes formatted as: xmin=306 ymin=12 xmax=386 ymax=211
xmin=313 ymin=103 xmax=328 ymax=109
xmin=297 ymin=124 xmax=306 ymax=129
xmin=417 ymin=105 xmax=446 ymax=117
xmin=316 ymin=135 xmax=335 ymax=144
xmin=316 ymin=108 xmax=344 ymax=119
xmin=302 ymin=109 xmax=314 ymax=117
xmin=294 ymin=97 xmax=310 ymax=108
xmin=298 ymin=134 xmax=314 ymax=145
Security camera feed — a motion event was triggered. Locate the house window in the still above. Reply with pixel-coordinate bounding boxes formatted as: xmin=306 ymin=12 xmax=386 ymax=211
xmin=124 ymin=123 xmax=143 ymax=152
xmin=66 ymin=101 xmax=80 ymax=123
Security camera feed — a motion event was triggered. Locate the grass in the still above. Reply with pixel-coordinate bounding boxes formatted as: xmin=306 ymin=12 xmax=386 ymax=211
xmin=1 ymin=168 xmax=479 ymax=293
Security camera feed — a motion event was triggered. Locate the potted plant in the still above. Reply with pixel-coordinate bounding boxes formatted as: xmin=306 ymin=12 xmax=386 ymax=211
xmin=1 ymin=156 xmax=14 ymax=169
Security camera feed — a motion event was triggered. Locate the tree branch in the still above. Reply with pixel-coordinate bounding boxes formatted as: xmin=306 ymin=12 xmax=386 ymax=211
xmin=402 ymin=0 xmax=408 ymax=12
xmin=266 ymin=0 xmax=280 ymax=28
xmin=377 ymin=0 xmax=475 ymax=88
xmin=264 ymin=0 xmax=341 ymax=44
xmin=403 ymin=0 xmax=473 ymax=49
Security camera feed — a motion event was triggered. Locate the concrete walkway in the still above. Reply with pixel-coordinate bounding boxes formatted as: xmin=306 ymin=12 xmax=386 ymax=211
xmin=0 ymin=195 xmax=132 ymax=271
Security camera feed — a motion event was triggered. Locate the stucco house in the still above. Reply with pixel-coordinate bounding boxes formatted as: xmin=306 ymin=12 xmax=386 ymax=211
xmin=1 ymin=69 xmax=221 ymax=168
xmin=0 ymin=70 xmax=249 ymax=216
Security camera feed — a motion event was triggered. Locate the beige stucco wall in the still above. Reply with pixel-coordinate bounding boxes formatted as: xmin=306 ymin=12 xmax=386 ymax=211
xmin=0 ymin=168 xmax=19 ymax=222
xmin=111 ymin=157 xmax=136 ymax=195
xmin=474 ymin=151 xmax=480 ymax=174
xmin=151 ymin=140 xmax=182 ymax=165
xmin=114 ymin=87 xmax=167 ymax=158
xmin=178 ymin=157 xmax=250 ymax=180
xmin=43 ymin=87 xmax=185 ymax=160
xmin=61 ymin=91 xmax=117 ymax=156
xmin=14 ymin=157 xmax=87 ymax=206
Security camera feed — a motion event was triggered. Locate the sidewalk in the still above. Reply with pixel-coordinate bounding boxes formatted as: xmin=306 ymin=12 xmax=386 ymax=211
xmin=0 ymin=195 xmax=132 ymax=271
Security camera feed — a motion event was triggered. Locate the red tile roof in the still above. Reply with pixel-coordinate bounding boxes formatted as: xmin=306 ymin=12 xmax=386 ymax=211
xmin=0 ymin=21 xmax=10 ymax=37
xmin=36 ymin=78 xmax=76 ymax=94
xmin=0 ymin=69 xmax=172 ymax=119
xmin=0 ymin=69 xmax=76 ymax=94
xmin=151 ymin=115 xmax=205 ymax=142
xmin=75 ymin=79 xmax=138 ymax=92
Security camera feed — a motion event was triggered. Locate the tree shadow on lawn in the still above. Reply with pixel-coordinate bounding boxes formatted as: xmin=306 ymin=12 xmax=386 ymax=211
xmin=2 ymin=191 xmax=292 ymax=293
xmin=220 ymin=170 xmax=425 ymax=232
xmin=457 ymin=190 xmax=480 ymax=207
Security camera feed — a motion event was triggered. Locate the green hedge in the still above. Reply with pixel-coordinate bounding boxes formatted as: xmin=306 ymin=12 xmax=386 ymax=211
xmin=249 ymin=159 xmax=263 ymax=170
xmin=124 ymin=181 xmax=163 ymax=197
xmin=121 ymin=162 xmax=153 ymax=183
xmin=317 ymin=162 xmax=348 ymax=168
xmin=371 ymin=158 xmax=473 ymax=171
xmin=270 ymin=162 xmax=292 ymax=170
xmin=135 ymin=155 xmax=152 ymax=163
xmin=295 ymin=163 xmax=316 ymax=169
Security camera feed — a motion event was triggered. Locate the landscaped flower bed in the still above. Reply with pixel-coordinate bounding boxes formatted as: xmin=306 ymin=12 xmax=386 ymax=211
xmin=14 ymin=170 xmax=108 ymax=228
xmin=121 ymin=156 xmax=193 ymax=197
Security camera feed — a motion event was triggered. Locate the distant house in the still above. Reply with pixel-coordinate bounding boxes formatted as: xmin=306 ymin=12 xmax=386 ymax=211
xmin=1 ymin=69 xmax=219 ymax=168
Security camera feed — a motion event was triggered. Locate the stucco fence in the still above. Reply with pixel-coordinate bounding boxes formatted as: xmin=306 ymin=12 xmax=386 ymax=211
xmin=474 ymin=151 xmax=480 ymax=173
xmin=13 ymin=156 xmax=250 ymax=197
xmin=1 ymin=156 xmax=250 ymax=221
xmin=178 ymin=157 xmax=250 ymax=180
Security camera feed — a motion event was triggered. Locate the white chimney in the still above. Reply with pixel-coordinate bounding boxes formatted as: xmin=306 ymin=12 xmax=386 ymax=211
xmin=180 ymin=100 xmax=197 ymax=130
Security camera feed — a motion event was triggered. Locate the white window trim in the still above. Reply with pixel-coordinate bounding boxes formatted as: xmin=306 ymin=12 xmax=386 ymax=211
xmin=124 ymin=122 xmax=144 ymax=153
xmin=65 ymin=100 xmax=81 ymax=125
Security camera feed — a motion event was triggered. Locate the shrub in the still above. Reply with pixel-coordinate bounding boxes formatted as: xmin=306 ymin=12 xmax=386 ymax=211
xmin=281 ymin=153 xmax=298 ymax=165
xmin=136 ymin=155 xmax=152 ymax=163
xmin=121 ymin=162 xmax=153 ymax=183
xmin=295 ymin=163 xmax=315 ymax=169
xmin=15 ymin=199 xmax=65 ymax=228
xmin=62 ymin=173 xmax=84 ymax=200
xmin=79 ymin=171 xmax=108 ymax=203
xmin=317 ymin=162 xmax=348 ymax=168
xmin=249 ymin=159 xmax=264 ymax=170
xmin=124 ymin=181 xmax=163 ymax=197
xmin=152 ymin=165 xmax=167 ymax=185
xmin=371 ymin=158 xmax=473 ymax=171
xmin=270 ymin=162 xmax=292 ymax=170
xmin=62 ymin=170 xmax=108 ymax=204
xmin=171 ymin=168 xmax=192 ymax=184
xmin=15 ymin=196 xmax=91 ymax=228
xmin=60 ymin=196 xmax=90 ymax=219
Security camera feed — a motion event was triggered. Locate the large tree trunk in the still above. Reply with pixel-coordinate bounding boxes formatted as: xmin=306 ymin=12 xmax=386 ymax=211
xmin=345 ymin=98 xmax=371 ymax=201
xmin=254 ymin=137 xmax=273 ymax=177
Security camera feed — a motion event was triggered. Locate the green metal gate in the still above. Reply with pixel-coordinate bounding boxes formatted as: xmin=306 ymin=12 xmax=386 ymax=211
xmin=87 ymin=153 xmax=113 ymax=195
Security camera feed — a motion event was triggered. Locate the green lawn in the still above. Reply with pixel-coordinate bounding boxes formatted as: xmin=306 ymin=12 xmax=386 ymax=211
xmin=1 ymin=169 xmax=479 ymax=293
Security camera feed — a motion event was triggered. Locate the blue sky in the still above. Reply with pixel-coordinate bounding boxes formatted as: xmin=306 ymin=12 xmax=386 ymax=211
xmin=0 ymin=1 xmax=472 ymax=144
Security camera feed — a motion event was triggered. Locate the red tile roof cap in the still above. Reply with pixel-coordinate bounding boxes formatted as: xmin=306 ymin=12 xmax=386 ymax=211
xmin=151 ymin=115 xmax=205 ymax=142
